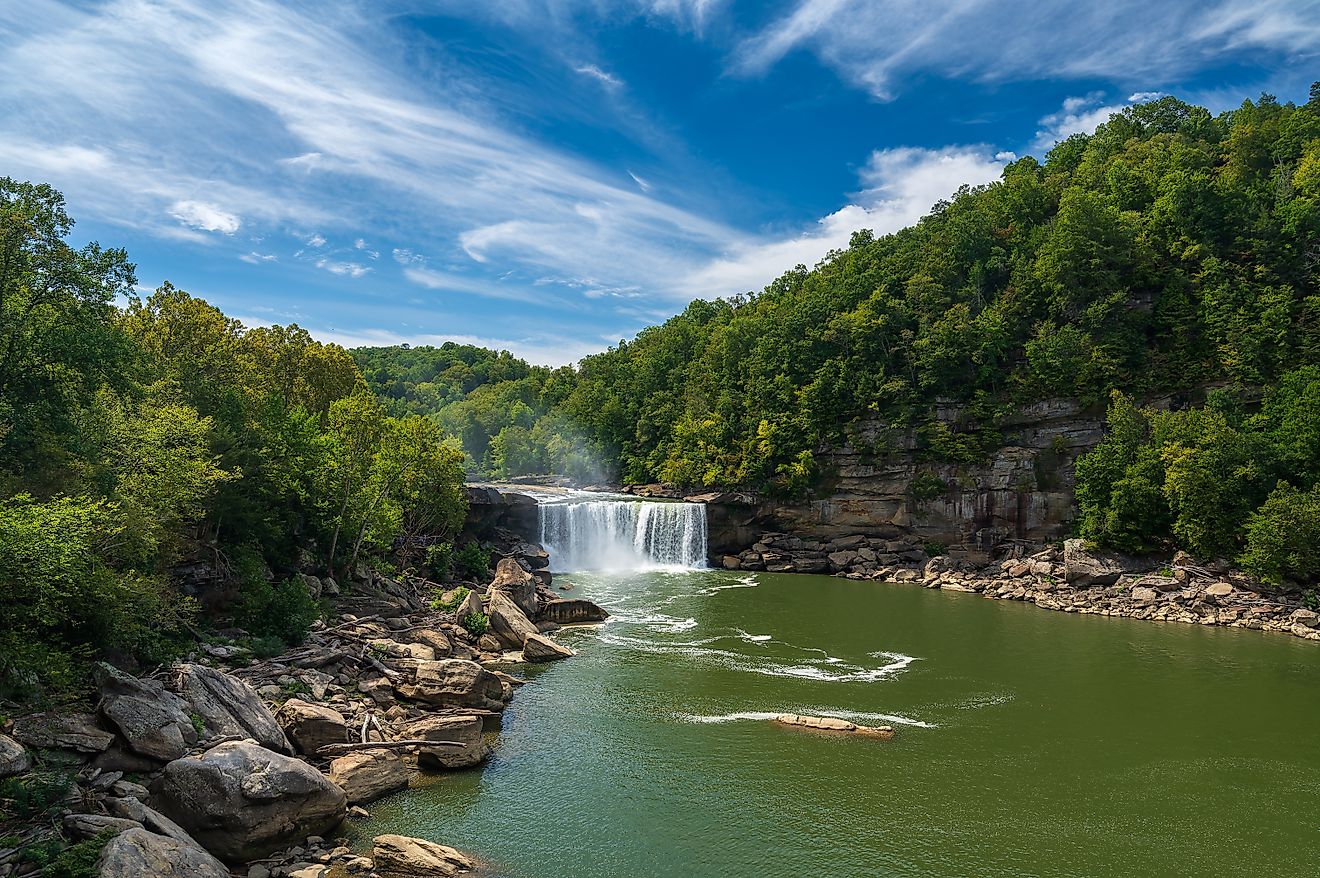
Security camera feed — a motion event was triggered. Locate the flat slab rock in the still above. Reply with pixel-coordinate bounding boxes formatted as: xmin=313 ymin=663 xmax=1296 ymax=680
xmin=774 ymin=714 xmax=895 ymax=739
xmin=373 ymin=833 xmax=473 ymax=878
xmin=97 ymin=827 xmax=230 ymax=878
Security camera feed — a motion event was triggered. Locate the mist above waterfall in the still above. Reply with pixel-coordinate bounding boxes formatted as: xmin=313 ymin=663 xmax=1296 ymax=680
xmin=538 ymin=495 xmax=708 ymax=572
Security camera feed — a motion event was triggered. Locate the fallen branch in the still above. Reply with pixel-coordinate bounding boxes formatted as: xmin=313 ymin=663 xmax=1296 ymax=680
xmin=316 ymin=740 xmax=463 ymax=756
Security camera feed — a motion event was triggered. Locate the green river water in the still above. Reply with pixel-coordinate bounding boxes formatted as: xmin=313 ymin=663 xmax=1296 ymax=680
xmin=358 ymin=569 xmax=1320 ymax=877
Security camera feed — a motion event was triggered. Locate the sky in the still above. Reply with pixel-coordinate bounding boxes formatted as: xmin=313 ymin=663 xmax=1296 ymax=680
xmin=2 ymin=1 xmax=1318 ymax=366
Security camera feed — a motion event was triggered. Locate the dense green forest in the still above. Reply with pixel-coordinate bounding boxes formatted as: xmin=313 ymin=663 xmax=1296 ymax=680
xmin=0 ymin=180 xmax=468 ymax=699
xmin=356 ymin=89 xmax=1320 ymax=582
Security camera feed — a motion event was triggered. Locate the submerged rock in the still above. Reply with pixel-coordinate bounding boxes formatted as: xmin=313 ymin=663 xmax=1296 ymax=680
xmin=537 ymin=598 xmax=608 ymax=625
xmin=373 ymin=834 xmax=473 ymax=877
xmin=773 ymin=714 xmax=895 ymax=739
xmin=153 ymin=739 xmax=346 ymax=862
xmin=96 ymin=828 xmax=230 ymax=878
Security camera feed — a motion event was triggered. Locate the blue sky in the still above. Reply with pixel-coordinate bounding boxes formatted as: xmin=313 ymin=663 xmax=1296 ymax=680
xmin=2 ymin=1 xmax=1318 ymax=365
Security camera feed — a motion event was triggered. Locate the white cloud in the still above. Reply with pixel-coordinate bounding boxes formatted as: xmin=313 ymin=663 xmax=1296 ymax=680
xmin=403 ymin=266 xmax=549 ymax=304
xmin=315 ymin=258 xmax=371 ymax=278
xmin=306 ymin=233 xmax=327 ymax=248
xmin=683 ymin=145 xmax=1006 ymax=297
xmin=734 ymin=0 xmax=1320 ymax=99
xmin=574 ymin=64 xmax=622 ymax=88
xmin=169 ymin=200 xmax=241 ymax=234
xmin=628 ymin=170 xmax=652 ymax=192
xmin=239 ymin=251 xmax=277 ymax=263
xmin=1030 ymin=91 xmax=1164 ymax=152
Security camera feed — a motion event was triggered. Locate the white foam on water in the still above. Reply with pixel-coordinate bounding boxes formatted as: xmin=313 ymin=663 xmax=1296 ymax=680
xmin=680 ymin=708 xmax=935 ymax=728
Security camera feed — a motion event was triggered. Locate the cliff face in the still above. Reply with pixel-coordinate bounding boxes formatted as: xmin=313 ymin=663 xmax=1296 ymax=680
xmin=704 ymin=398 xmax=1109 ymax=559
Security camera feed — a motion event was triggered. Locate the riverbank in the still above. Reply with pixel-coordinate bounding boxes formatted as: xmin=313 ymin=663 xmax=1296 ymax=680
xmin=722 ymin=534 xmax=1320 ymax=643
xmin=0 ymin=535 xmax=604 ymax=878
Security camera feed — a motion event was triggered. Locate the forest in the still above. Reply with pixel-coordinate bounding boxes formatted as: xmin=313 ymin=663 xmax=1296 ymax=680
xmin=0 ymin=180 xmax=468 ymax=699
xmin=8 ymin=87 xmax=1320 ymax=699
xmin=358 ymin=90 xmax=1320 ymax=583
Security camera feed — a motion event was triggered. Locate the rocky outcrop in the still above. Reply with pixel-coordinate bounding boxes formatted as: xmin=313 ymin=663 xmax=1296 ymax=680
xmin=393 ymin=660 xmax=507 ymax=712
xmin=723 ymin=531 xmax=927 ymax=578
xmin=489 ymin=557 xmax=539 ymax=618
xmin=0 ymin=733 xmax=31 ymax=777
xmin=522 ymin=632 xmax=574 ymax=662
xmin=104 ymin=795 xmax=201 ymax=846
xmin=173 ymin=663 xmax=291 ymax=754
xmin=537 ymin=599 xmax=608 ymax=625
xmin=10 ymin=711 xmax=114 ymax=754
xmin=153 ymin=739 xmax=347 ymax=862
xmin=96 ymin=828 xmax=231 ymax=878
xmin=774 ymin=714 xmax=895 ymax=739
xmin=328 ymin=750 xmax=409 ymax=804
xmin=1063 ymin=538 xmax=1129 ymax=587
xmin=406 ymin=715 xmax=489 ymax=770
xmin=93 ymin=662 xmax=198 ymax=763
xmin=373 ymin=834 xmax=473 ymax=878
xmin=455 ymin=589 xmax=483 ymax=619
xmin=63 ymin=813 xmax=142 ymax=839
xmin=485 ymin=590 xmax=538 ymax=650
xmin=278 ymin=699 xmax=350 ymax=757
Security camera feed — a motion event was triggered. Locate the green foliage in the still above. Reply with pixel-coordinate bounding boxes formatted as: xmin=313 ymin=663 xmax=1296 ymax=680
xmin=0 ymin=770 xmax=74 ymax=821
xmin=909 ymin=472 xmax=948 ymax=504
xmin=231 ymin=548 xmax=320 ymax=647
xmin=42 ymin=831 xmax=115 ymax=878
xmin=460 ymin=612 xmax=490 ymax=637
xmin=425 ymin=542 xmax=455 ymax=578
xmin=433 ymin=586 xmax=470 ymax=613
xmin=923 ymin=541 xmax=948 ymax=557
xmin=455 ymin=542 xmax=491 ymax=580
xmin=1239 ymin=483 xmax=1320 ymax=584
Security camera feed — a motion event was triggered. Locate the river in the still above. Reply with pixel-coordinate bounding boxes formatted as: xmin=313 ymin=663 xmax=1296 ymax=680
xmin=357 ymin=561 xmax=1320 ymax=877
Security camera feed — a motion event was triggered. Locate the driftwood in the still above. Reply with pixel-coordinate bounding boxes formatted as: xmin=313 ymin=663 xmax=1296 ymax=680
xmin=316 ymin=739 xmax=463 ymax=756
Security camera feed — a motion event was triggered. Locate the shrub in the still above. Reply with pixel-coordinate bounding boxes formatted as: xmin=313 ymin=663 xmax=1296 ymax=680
xmin=460 ymin=612 xmax=489 ymax=637
xmin=231 ymin=548 xmax=320 ymax=646
xmin=424 ymin=542 xmax=455 ymax=578
xmin=433 ymin=586 xmax=470 ymax=613
xmin=455 ymin=542 xmax=490 ymax=580
xmin=43 ymin=831 xmax=116 ymax=878
xmin=1239 ymin=482 xmax=1320 ymax=584
xmin=0 ymin=770 xmax=76 ymax=821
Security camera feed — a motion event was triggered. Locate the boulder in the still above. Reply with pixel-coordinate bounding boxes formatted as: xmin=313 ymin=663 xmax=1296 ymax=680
xmin=522 ymin=632 xmax=574 ymax=663
xmin=405 ymin=715 xmax=488 ymax=770
xmin=394 ymin=660 xmax=507 ymax=712
xmin=410 ymin=628 xmax=453 ymax=658
xmin=1130 ymin=586 xmax=1159 ymax=605
xmin=0 ymin=733 xmax=31 ymax=777
xmin=63 ymin=812 xmax=142 ymax=839
xmin=93 ymin=662 xmax=198 ymax=762
xmin=173 ymin=664 xmax=291 ymax=753
xmin=1204 ymin=582 xmax=1235 ymax=599
xmin=105 ymin=795 xmax=201 ymax=846
xmin=827 ymin=550 xmax=859 ymax=571
xmin=1063 ymin=539 xmax=1124 ymax=588
xmin=278 ymin=699 xmax=350 ymax=756
xmin=153 ymin=739 xmax=346 ymax=862
xmin=485 ymin=590 xmax=538 ymax=650
xmin=455 ymin=589 xmax=482 ymax=620
xmin=373 ymin=834 xmax=473 ymax=878
xmin=774 ymin=714 xmax=894 ymax=739
xmin=489 ymin=557 xmax=538 ymax=618
xmin=96 ymin=828 xmax=229 ymax=878
xmin=536 ymin=599 xmax=608 ymax=625
xmin=328 ymin=750 xmax=409 ymax=804
xmin=10 ymin=711 xmax=114 ymax=754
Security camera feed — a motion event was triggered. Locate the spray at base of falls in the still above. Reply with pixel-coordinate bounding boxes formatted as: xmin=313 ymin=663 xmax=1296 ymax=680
xmin=538 ymin=495 xmax=708 ymax=572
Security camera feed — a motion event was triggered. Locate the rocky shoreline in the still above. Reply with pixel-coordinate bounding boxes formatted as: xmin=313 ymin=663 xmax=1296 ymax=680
xmin=0 ymin=536 xmax=605 ymax=878
xmin=721 ymin=533 xmax=1320 ymax=643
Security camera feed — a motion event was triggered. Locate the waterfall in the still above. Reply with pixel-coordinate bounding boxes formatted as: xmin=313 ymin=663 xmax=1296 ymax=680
xmin=538 ymin=495 xmax=708 ymax=572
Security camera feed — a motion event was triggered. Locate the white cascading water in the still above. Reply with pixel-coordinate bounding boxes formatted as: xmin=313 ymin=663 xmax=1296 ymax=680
xmin=538 ymin=495 xmax=708 ymax=572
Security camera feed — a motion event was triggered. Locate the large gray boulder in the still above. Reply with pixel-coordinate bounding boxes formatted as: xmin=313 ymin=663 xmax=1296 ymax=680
xmin=393 ymin=660 xmax=506 ymax=712
xmin=0 ymin=733 xmax=31 ymax=777
xmin=277 ymin=699 xmax=350 ymax=756
xmin=96 ymin=828 xmax=229 ymax=878
xmin=522 ymin=632 xmax=574 ymax=663
xmin=489 ymin=557 xmax=538 ymax=618
xmin=485 ymin=590 xmax=538 ymax=650
xmin=328 ymin=750 xmax=409 ymax=804
xmin=405 ymin=715 xmax=488 ymax=770
xmin=10 ymin=711 xmax=114 ymax=754
xmin=537 ymin=599 xmax=608 ymax=625
xmin=173 ymin=664 xmax=291 ymax=753
xmin=93 ymin=663 xmax=198 ymax=762
xmin=153 ymin=739 xmax=346 ymax=862
xmin=373 ymin=834 xmax=473 ymax=878
xmin=1063 ymin=539 xmax=1125 ymax=588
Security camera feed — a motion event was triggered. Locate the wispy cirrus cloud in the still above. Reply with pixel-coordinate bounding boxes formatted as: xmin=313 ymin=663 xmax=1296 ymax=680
xmin=733 ymin=0 xmax=1320 ymax=99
